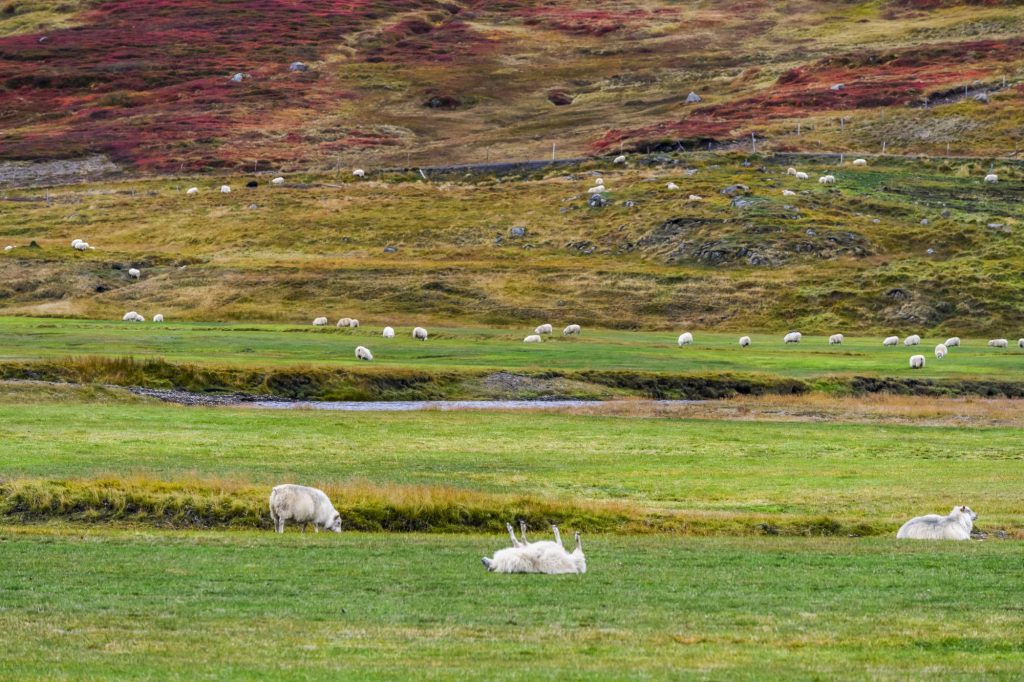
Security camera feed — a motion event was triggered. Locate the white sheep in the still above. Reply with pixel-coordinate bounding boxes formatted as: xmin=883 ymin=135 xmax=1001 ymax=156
xmin=988 ymin=338 xmax=1009 ymax=348
xmin=269 ymin=484 xmax=342 ymax=533
xmin=220 ymin=185 xmax=231 ymax=193
xmin=786 ymin=167 xmax=798 ymax=176
xmin=984 ymin=174 xmax=998 ymax=184
xmin=563 ymin=324 xmax=581 ymax=336
xmin=688 ymin=194 xmax=703 ymax=202
xmin=186 ymin=187 xmax=199 ymax=196
xmin=934 ymin=343 xmax=947 ymax=359
xmin=349 ymin=319 xmax=359 ymax=328
xmin=122 ymin=311 xmax=144 ymax=322
xmin=904 ymin=334 xmax=921 ymax=346
xmin=883 ymin=335 xmax=899 ymax=347
xmin=128 ymin=268 xmax=141 ymax=279
xmin=795 ymin=172 xmax=809 ymax=180
xmin=829 ymin=333 xmax=844 ymax=345
xmin=153 ymin=314 xmax=164 ymax=323
xmin=677 ymin=332 xmax=693 ymax=346
xmin=944 ymin=337 xmax=961 ymax=347
xmin=4 ymin=245 xmax=14 ymax=252
xmin=353 ymin=169 xmax=365 ymax=178
xmin=852 ymin=158 xmax=867 ymax=166
xmin=313 ymin=317 xmax=328 ymax=326
xmin=818 ymin=175 xmax=836 ymax=185
xmin=271 ymin=177 xmax=285 ymax=186
xmin=355 ymin=345 xmax=373 ymax=361
xmin=897 ymin=506 xmax=976 ymax=540
xmin=739 ymin=335 xmax=751 ymax=347
xmin=382 ymin=326 xmax=395 ymax=338
xmin=535 ymin=324 xmax=553 ymax=335
xmin=666 ymin=182 xmax=679 ymax=190
xmin=909 ymin=354 xmax=925 ymax=369
xmin=587 ymin=185 xmax=606 ymax=194
xmin=412 ymin=326 xmax=428 ymax=341
xmin=613 ymin=155 xmax=626 ymax=164
xmin=784 ymin=331 xmax=801 ymax=344
xmin=782 ymin=189 xmax=797 ymax=196
xmin=72 ymin=239 xmax=92 ymax=251
xmin=524 ymin=334 xmax=543 ymax=343
xmin=336 ymin=318 xmax=351 ymax=327
xmin=1019 ymin=338 xmax=1024 ymax=349
xmin=481 ymin=522 xmax=586 ymax=575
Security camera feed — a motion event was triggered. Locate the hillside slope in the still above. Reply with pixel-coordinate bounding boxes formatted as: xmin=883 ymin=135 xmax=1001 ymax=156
xmin=0 ymin=1 xmax=1022 ymax=173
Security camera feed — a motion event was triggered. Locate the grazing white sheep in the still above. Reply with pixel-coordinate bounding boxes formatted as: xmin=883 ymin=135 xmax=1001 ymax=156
xmin=795 ymin=172 xmax=809 ymax=180
xmin=153 ymin=314 xmax=164 ymax=323
xmin=353 ymin=169 xmax=365 ymax=178
xmin=186 ymin=187 xmax=199 ymax=196
xmin=613 ymin=155 xmax=626 ymax=164
xmin=739 ymin=335 xmax=751 ymax=347
xmin=382 ymin=326 xmax=395 ymax=338
xmin=355 ymin=345 xmax=373 ymax=361
xmin=128 ymin=268 xmax=141 ymax=279
xmin=984 ymin=174 xmax=998 ymax=184
xmin=220 ymin=185 xmax=231 ymax=194
xmin=909 ymin=354 xmax=925 ymax=369
xmin=988 ymin=338 xmax=1009 ymax=348
xmin=271 ymin=177 xmax=285 ymax=186
xmin=412 ymin=326 xmax=428 ymax=341
xmin=481 ymin=523 xmax=586 ymax=575
xmin=782 ymin=189 xmax=797 ymax=196
xmin=313 ymin=317 xmax=328 ymax=326
xmin=269 ymin=484 xmax=342 ymax=533
xmin=524 ymin=334 xmax=543 ymax=343
xmin=944 ymin=337 xmax=961 ymax=347
xmin=72 ymin=239 xmax=92 ymax=251
xmin=336 ymin=318 xmax=351 ymax=327
xmin=1019 ymin=338 xmax=1024 ymax=349
xmin=677 ymin=332 xmax=693 ymax=346
xmin=784 ymin=331 xmax=801 ymax=344
xmin=349 ymin=319 xmax=359 ymax=328
xmin=852 ymin=158 xmax=867 ymax=166
xmin=883 ymin=335 xmax=899 ymax=347
xmin=818 ymin=175 xmax=836 ymax=185
xmin=563 ymin=324 xmax=581 ymax=336
xmin=935 ymin=343 xmax=947 ymax=359
xmin=666 ymin=182 xmax=680 ymax=190
xmin=688 ymin=194 xmax=702 ymax=201
xmin=828 ymin=333 xmax=844 ymax=345
xmin=904 ymin=334 xmax=921 ymax=346
xmin=786 ymin=167 xmax=798 ymax=176
xmin=122 ymin=311 xmax=144 ymax=322
xmin=4 ymin=245 xmax=14 ymax=252
xmin=897 ymin=506 xmax=976 ymax=540
xmin=535 ymin=324 xmax=553 ymax=335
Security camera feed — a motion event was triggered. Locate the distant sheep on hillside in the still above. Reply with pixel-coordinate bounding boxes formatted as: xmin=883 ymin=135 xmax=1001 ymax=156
xmin=613 ymin=155 xmax=626 ymax=164
xmin=382 ymin=326 xmax=395 ymax=338
xmin=220 ymin=185 xmax=231 ymax=193
xmin=153 ymin=314 xmax=164 ymax=323
xmin=271 ymin=177 xmax=285 ymax=186
xmin=563 ymin=324 xmax=581 ymax=336
xmin=337 ymin=318 xmax=352 ymax=327
xmin=677 ymin=332 xmax=693 ymax=346
xmin=535 ymin=324 xmax=553 ymax=335
xmin=784 ymin=331 xmax=801 ymax=344
xmin=413 ymin=326 xmax=428 ymax=340
xmin=786 ymin=167 xmax=798 ymax=176
xmin=795 ymin=172 xmax=809 ymax=180
xmin=904 ymin=335 xmax=921 ymax=346
xmin=524 ymin=334 xmax=542 ymax=343
xmin=829 ymin=334 xmax=844 ymax=345
xmin=944 ymin=337 xmax=961 ymax=347
xmin=739 ymin=335 xmax=751 ymax=347
xmin=909 ymin=354 xmax=925 ymax=369
xmin=934 ymin=343 xmax=947 ymax=359
xmin=666 ymin=182 xmax=680 ymax=190
xmin=988 ymin=338 xmax=1009 ymax=348
xmin=883 ymin=336 xmax=899 ymax=347
xmin=122 ymin=311 xmax=144 ymax=322
xmin=782 ymin=189 xmax=797 ymax=196
xmin=186 ymin=187 xmax=199 ymax=196
xmin=852 ymin=159 xmax=867 ymax=166
xmin=984 ymin=174 xmax=998 ymax=184
xmin=355 ymin=346 xmax=373 ymax=361
xmin=818 ymin=175 xmax=836 ymax=185
xmin=313 ymin=317 xmax=328 ymax=326
xmin=353 ymin=169 xmax=365 ymax=178
xmin=128 ymin=268 xmax=140 ymax=279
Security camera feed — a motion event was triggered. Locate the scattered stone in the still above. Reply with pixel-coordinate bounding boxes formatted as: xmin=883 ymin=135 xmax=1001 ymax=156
xmin=588 ymin=193 xmax=607 ymax=208
xmin=383 ymin=245 xmax=398 ymax=253
xmin=685 ymin=91 xmax=702 ymax=103
xmin=872 ymin=218 xmax=881 ymax=224
xmin=230 ymin=72 xmax=249 ymax=83
xmin=547 ymin=89 xmax=574 ymax=106
xmin=973 ymin=91 xmax=989 ymax=104
xmin=289 ymin=62 xmax=309 ymax=72
xmin=731 ymin=197 xmax=754 ymax=208
xmin=920 ymin=218 xmax=929 ymax=225
xmin=927 ymin=248 xmax=935 ymax=255
xmin=248 ymin=203 xmax=258 ymax=209
xmin=940 ymin=209 xmax=951 ymax=218
xmin=510 ymin=226 xmax=526 ymax=238
xmin=246 ymin=180 xmax=258 ymax=188
xmin=830 ymin=83 xmax=845 ymax=91
xmin=806 ymin=229 xmax=816 ymax=237
xmin=720 ymin=184 xmax=749 ymax=197
xmin=623 ymin=200 xmax=637 ymax=208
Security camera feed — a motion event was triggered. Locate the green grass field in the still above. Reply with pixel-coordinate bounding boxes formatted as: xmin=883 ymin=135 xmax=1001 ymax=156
xmin=0 ymin=529 xmax=1021 ymax=680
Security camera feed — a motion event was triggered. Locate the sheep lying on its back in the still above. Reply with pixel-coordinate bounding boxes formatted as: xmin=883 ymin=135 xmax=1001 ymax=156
xmin=269 ymin=484 xmax=342 ymax=533
xmin=482 ymin=522 xmax=586 ymax=575
xmin=897 ymin=506 xmax=976 ymax=540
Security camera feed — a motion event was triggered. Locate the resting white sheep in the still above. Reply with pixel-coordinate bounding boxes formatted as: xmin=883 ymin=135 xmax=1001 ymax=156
xmin=666 ymin=182 xmax=680 ymax=190
xmin=782 ymin=189 xmax=797 ymax=196
xmin=355 ymin=345 xmax=373 ymax=361
xmin=336 ymin=318 xmax=352 ymax=327
xmin=72 ymin=239 xmax=92 ymax=251
xmin=613 ymin=155 xmax=626 ymax=164
xmin=688 ymin=194 xmax=702 ymax=201
xmin=883 ymin=335 xmax=899 ymax=347
xmin=220 ymin=185 xmax=231 ymax=194
xmin=524 ymin=334 xmax=542 ymax=343
xmin=739 ymin=335 xmax=751 ymax=347
xmin=896 ymin=506 xmax=976 ymax=540
xmin=795 ymin=172 xmax=809 ymax=180
xmin=904 ymin=334 xmax=921 ymax=346
xmin=271 ymin=177 xmax=285 ymax=186
xmin=313 ymin=317 xmax=328 ymax=326
xmin=128 ymin=268 xmax=141 ymax=279
xmin=412 ymin=326 xmax=428 ymax=341
xmin=984 ymin=174 xmax=998 ymax=184
xmin=481 ymin=522 xmax=586 ymax=574
xmin=269 ymin=484 xmax=342 ymax=533
xmin=153 ymin=314 xmax=164 ymax=323
xmin=934 ymin=343 xmax=947 ymax=359
xmin=535 ymin=324 xmax=553 ymax=335
xmin=909 ymin=354 xmax=925 ymax=369
xmin=353 ymin=169 xmax=365 ymax=178
xmin=945 ymin=337 xmax=961 ymax=347
xmin=186 ymin=187 xmax=199 ymax=196
xmin=852 ymin=158 xmax=867 ymax=166
xmin=784 ymin=331 xmax=801 ymax=344
xmin=829 ymin=333 xmax=844 ymax=345
xmin=122 ymin=311 xmax=144 ymax=322
xmin=786 ymin=167 xmax=798 ymax=176
xmin=818 ymin=175 xmax=836 ymax=185
xmin=3 ymin=245 xmax=13 ymax=252
xmin=563 ymin=324 xmax=581 ymax=336
xmin=988 ymin=338 xmax=1009 ymax=348
xmin=677 ymin=332 xmax=693 ymax=346
xmin=587 ymin=185 xmax=606 ymax=194
xmin=382 ymin=326 xmax=395 ymax=338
